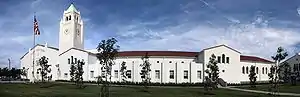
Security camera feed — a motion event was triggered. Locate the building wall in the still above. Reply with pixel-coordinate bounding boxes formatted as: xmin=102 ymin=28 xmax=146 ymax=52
xmin=282 ymin=54 xmax=300 ymax=73
xmin=21 ymin=45 xmax=275 ymax=84
xmin=20 ymin=45 xmax=58 ymax=82
xmin=240 ymin=61 xmax=273 ymax=82
xmin=203 ymin=46 xmax=241 ymax=83
xmin=58 ymin=49 xmax=89 ymax=80
xmin=83 ymin=56 xmax=203 ymax=83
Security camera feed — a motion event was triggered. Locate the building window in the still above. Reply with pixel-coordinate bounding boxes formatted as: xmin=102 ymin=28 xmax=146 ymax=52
xmin=74 ymin=58 xmax=77 ymax=64
xmin=222 ymin=70 xmax=225 ymax=72
xmin=71 ymin=56 xmax=74 ymax=64
xmin=169 ymin=70 xmax=174 ymax=79
xmin=184 ymin=70 xmax=188 ymax=79
xmin=246 ymin=67 xmax=249 ymax=74
xmin=217 ymin=56 xmax=221 ymax=63
xmin=169 ymin=61 xmax=172 ymax=63
xmin=155 ymin=70 xmax=160 ymax=79
xmin=66 ymin=17 xmax=68 ymax=21
xmin=226 ymin=57 xmax=229 ymax=63
xmin=197 ymin=71 xmax=201 ymax=79
xmin=222 ymin=54 xmax=225 ymax=63
xmin=242 ymin=66 xmax=245 ymax=74
xmin=68 ymin=58 xmax=70 ymax=64
xmin=157 ymin=61 xmax=159 ymax=63
xmin=262 ymin=67 xmax=264 ymax=74
xmin=90 ymin=71 xmax=94 ymax=78
xmin=126 ymin=70 xmax=131 ymax=79
xmin=294 ymin=64 xmax=297 ymax=71
xmin=266 ymin=67 xmax=268 ymax=74
xmin=256 ymin=67 xmax=258 ymax=74
xmin=69 ymin=15 xmax=71 ymax=20
xmin=181 ymin=61 xmax=184 ymax=63
xmin=64 ymin=73 xmax=68 ymax=78
xmin=114 ymin=70 xmax=118 ymax=78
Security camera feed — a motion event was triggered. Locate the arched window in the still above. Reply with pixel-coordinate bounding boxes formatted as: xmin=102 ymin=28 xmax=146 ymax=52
xmin=68 ymin=58 xmax=70 ymax=64
xmin=256 ymin=67 xmax=258 ymax=74
xmin=262 ymin=67 xmax=264 ymax=74
xmin=246 ymin=67 xmax=249 ymax=74
xmin=242 ymin=66 xmax=245 ymax=74
xmin=266 ymin=67 xmax=268 ymax=74
xmin=66 ymin=17 xmax=68 ymax=21
xmin=226 ymin=57 xmax=229 ymax=63
xmin=69 ymin=15 xmax=71 ymax=20
xmin=222 ymin=54 xmax=225 ymax=63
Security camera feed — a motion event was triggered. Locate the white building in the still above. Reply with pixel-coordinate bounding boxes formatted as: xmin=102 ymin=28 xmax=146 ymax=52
xmin=281 ymin=53 xmax=300 ymax=78
xmin=20 ymin=4 xmax=274 ymax=84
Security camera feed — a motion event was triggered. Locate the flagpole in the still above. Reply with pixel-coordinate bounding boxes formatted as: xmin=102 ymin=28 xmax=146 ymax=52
xmin=32 ymin=13 xmax=36 ymax=83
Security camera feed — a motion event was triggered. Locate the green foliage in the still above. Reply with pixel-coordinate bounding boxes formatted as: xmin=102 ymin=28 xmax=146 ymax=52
xmin=140 ymin=52 xmax=151 ymax=90
xmin=119 ymin=61 xmax=127 ymax=82
xmin=69 ymin=57 xmax=85 ymax=88
xmin=38 ymin=56 xmax=51 ymax=82
xmin=205 ymin=54 xmax=219 ymax=90
xmin=70 ymin=63 xmax=76 ymax=82
xmin=96 ymin=37 xmax=120 ymax=97
xmin=0 ymin=67 xmax=23 ymax=80
xmin=248 ymin=66 xmax=257 ymax=88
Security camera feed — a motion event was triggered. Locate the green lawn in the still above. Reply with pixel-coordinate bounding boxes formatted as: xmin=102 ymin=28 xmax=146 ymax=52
xmin=0 ymin=83 xmax=291 ymax=97
xmin=237 ymin=84 xmax=300 ymax=94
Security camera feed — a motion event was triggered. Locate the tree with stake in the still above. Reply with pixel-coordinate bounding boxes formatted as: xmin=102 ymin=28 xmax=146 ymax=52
xmin=140 ymin=52 xmax=151 ymax=92
xmin=38 ymin=56 xmax=51 ymax=83
xmin=269 ymin=47 xmax=288 ymax=95
xmin=249 ymin=65 xmax=257 ymax=88
xmin=119 ymin=61 xmax=127 ymax=82
xmin=96 ymin=38 xmax=119 ymax=97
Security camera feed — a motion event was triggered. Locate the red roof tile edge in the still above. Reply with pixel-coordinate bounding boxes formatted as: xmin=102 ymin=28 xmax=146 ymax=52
xmin=117 ymin=51 xmax=274 ymax=63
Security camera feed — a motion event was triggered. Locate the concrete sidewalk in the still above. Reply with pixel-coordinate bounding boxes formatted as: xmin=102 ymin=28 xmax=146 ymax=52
xmin=222 ymin=87 xmax=300 ymax=96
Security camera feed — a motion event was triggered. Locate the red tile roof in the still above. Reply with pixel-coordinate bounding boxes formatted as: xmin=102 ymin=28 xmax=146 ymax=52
xmin=118 ymin=51 xmax=198 ymax=57
xmin=240 ymin=55 xmax=274 ymax=63
xmin=117 ymin=51 xmax=274 ymax=63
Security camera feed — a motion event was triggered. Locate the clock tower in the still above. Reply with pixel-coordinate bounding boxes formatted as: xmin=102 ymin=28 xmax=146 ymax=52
xmin=59 ymin=3 xmax=84 ymax=54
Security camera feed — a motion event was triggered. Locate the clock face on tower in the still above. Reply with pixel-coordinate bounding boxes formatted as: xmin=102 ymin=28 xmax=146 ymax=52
xmin=64 ymin=29 xmax=69 ymax=35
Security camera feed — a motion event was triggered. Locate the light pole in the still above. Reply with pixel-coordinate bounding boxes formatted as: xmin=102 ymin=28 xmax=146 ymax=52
xmin=8 ymin=58 xmax=11 ymax=69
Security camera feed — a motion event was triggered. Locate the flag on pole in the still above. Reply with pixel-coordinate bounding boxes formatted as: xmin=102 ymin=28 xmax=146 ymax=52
xmin=33 ymin=16 xmax=40 ymax=35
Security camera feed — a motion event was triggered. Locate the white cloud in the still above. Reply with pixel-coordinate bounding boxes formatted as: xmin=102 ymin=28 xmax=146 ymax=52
xmin=117 ymin=15 xmax=300 ymax=60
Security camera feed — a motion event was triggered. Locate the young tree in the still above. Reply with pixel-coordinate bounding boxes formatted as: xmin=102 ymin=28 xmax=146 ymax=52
xmin=70 ymin=62 xmax=76 ymax=82
xmin=96 ymin=38 xmax=119 ymax=97
xmin=140 ymin=52 xmax=151 ymax=91
xmin=119 ymin=61 xmax=127 ymax=82
xmin=69 ymin=58 xmax=85 ymax=88
xmin=248 ymin=65 xmax=257 ymax=88
xmin=269 ymin=47 xmax=288 ymax=95
xmin=38 ymin=56 xmax=51 ymax=83
xmin=205 ymin=54 xmax=219 ymax=91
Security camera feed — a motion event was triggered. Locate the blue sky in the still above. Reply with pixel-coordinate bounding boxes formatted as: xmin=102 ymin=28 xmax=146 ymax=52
xmin=1 ymin=0 xmax=300 ymax=68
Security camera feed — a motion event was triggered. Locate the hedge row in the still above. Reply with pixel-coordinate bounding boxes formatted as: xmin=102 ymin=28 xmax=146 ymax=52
xmin=55 ymin=80 xmax=282 ymax=87
xmin=55 ymin=80 xmax=205 ymax=87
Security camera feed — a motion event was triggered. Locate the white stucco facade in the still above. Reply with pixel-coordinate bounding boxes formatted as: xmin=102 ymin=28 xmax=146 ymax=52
xmin=281 ymin=53 xmax=300 ymax=78
xmin=20 ymin=4 xmax=275 ymax=84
